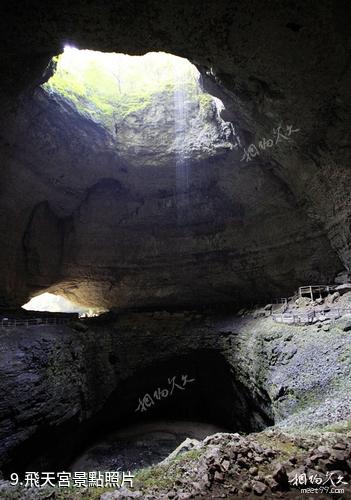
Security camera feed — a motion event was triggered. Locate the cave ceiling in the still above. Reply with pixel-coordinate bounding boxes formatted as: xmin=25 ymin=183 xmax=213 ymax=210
xmin=0 ymin=0 xmax=350 ymax=309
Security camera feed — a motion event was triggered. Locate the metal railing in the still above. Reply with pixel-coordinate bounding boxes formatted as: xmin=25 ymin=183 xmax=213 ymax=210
xmin=0 ymin=317 xmax=72 ymax=329
xmin=272 ymin=307 xmax=351 ymax=326
xmin=298 ymin=285 xmax=336 ymax=300
xmin=273 ymin=297 xmax=288 ymax=306
xmin=272 ymin=297 xmax=289 ymax=313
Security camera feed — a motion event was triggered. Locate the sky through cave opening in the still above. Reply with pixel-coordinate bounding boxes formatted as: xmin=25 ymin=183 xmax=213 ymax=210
xmin=22 ymin=292 xmax=98 ymax=316
xmin=44 ymin=48 xmax=216 ymax=132
xmin=42 ymin=47 xmax=234 ymax=166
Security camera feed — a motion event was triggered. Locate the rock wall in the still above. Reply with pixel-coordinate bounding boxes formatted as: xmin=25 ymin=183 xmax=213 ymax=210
xmin=0 ymin=0 xmax=350 ymax=309
xmin=0 ymin=312 xmax=350 ymax=473
xmin=0 ymin=86 xmax=343 ymax=309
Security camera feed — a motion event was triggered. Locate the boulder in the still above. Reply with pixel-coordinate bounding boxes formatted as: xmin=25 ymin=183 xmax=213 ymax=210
xmin=252 ymin=480 xmax=267 ymax=496
xmin=161 ymin=438 xmax=200 ymax=464
xmin=330 ymin=292 xmax=340 ymax=303
xmin=101 ymin=487 xmax=143 ymax=499
xmin=272 ymin=464 xmax=289 ymax=490
xmin=249 ymin=466 xmax=259 ymax=476
xmin=335 ymin=314 xmax=351 ymax=332
xmin=265 ymin=475 xmax=279 ymax=491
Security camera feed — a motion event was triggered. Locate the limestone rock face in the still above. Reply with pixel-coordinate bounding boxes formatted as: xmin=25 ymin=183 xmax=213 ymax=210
xmin=23 ymin=201 xmax=64 ymax=291
xmin=0 ymin=0 xmax=350 ymax=309
xmin=0 ymin=313 xmax=350 ymax=471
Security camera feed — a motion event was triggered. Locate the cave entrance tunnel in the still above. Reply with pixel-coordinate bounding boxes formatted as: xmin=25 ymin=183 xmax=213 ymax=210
xmin=3 ymin=350 xmax=273 ymax=477
xmin=21 ymin=292 xmax=104 ymax=317
xmin=22 ymin=292 xmax=91 ymax=315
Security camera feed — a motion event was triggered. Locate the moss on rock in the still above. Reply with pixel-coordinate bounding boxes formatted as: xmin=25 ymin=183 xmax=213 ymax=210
xmin=43 ymin=49 xmax=212 ymax=129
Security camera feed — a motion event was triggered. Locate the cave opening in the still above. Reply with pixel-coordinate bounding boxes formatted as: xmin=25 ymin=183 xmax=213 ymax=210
xmin=22 ymin=292 xmax=87 ymax=314
xmin=45 ymin=47 xmax=204 ymax=123
xmin=21 ymin=292 xmax=104 ymax=317
xmin=0 ymin=48 xmax=276 ymax=479
xmin=42 ymin=46 xmax=232 ymax=158
xmin=2 ymin=350 xmax=273 ymax=477
xmin=11 ymin=45 xmax=241 ymax=313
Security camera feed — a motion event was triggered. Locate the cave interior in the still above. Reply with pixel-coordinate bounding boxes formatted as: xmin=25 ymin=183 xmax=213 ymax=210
xmin=0 ymin=0 xmax=350 ymax=485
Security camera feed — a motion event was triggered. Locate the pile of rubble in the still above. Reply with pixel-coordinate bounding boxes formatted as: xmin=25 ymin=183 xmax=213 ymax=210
xmin=101 ymin=430 xmax=351 ymax=499
xmin=0 ymin=430 xmax=349 ymax=499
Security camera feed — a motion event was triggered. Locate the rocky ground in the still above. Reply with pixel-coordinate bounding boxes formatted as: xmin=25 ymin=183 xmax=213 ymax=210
xmin=0 ymin=297 xmax=350 ymax=499
xmin=116 ymin=429 xmax=351 ymax=499
xmin=0 ymin=427 xmax=350 ymax=499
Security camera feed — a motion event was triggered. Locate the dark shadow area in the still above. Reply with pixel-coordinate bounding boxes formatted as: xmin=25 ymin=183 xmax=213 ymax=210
xmin=2 ymin=349 xmax=273 ymax=477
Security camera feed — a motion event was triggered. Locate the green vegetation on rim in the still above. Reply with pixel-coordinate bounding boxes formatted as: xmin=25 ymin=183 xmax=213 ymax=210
xmin=134 ymin=447 xmax=204 ymax=491
xmin=43 ymin=49 xmax=214 ymax=129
